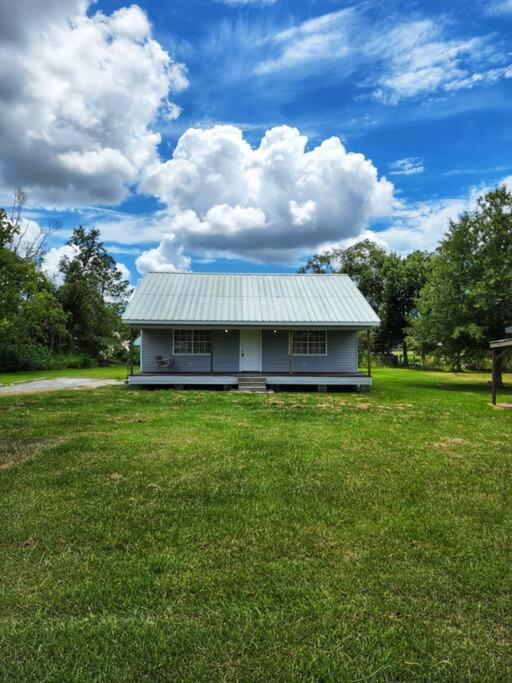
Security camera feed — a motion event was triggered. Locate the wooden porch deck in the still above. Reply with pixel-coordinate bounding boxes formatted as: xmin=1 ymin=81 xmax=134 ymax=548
xmin=127 ymin=371 xmax=372 ymax=389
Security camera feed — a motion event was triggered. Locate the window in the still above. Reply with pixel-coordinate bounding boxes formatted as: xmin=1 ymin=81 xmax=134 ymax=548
xmin=174 ymin=330 xmax=211 ymax=355
xmin=292 ymin=330 xmax=327 ymax=355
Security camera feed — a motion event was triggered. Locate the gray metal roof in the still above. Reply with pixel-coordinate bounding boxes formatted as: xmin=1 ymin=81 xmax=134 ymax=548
xmin=123 ymin=273 xmax=380 ymax=327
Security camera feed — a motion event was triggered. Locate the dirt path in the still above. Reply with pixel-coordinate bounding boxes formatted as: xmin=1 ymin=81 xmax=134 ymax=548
xmin=0 ymin=377 xmax=122 ymax=395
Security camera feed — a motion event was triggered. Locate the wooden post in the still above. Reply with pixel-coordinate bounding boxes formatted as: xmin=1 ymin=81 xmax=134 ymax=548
xmin=491 ymin=349 xmax=497 ymax=405
xmin=288 ymin=330 xmax=292 ymax=375
xmin=128 ymin=337 xmax=134 ymax=378
xmin=367 ymin=330 xmax=372 ymax=378
xmin=210 ymin=329 xmax=213 ymax=374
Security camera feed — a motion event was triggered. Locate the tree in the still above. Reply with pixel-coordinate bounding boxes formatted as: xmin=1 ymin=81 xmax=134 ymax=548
xmin=0 ymin=207 xmax=68 ymax=369
xmin=300 ymin=239 xmax=388 ymax=313
xmin=58 ymin=226 xmax=130 ymax=358
xmin=380 ymin=251 xmax=432 ymax=365
xmin=300 ymin=239 xmax=432 ymax=360
xmin=5 ymin=189 xmax=58 ymax=266
xmin=410 ymin=185 xmax=512 ymax=374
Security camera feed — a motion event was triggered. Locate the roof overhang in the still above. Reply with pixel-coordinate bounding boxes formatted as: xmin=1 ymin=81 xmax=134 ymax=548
xmin=123 ymin=320 xmax=380 ymax=329
xmin=490 ymin=338 xmax=512 ymax=349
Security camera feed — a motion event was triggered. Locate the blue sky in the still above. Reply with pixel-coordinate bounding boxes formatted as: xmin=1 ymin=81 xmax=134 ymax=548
xmin=1 ymin=0 xmax=511 ymax=281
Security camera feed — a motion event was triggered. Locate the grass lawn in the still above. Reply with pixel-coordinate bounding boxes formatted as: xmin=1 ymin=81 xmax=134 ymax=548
xmin=1 ymin=369 xmax=511 ymax=681
xmin=0 ymin=365 xmax=133 ymax=385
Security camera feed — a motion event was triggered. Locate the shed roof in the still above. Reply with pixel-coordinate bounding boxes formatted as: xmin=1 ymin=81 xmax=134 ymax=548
xmin=123 ymin=272 xmax=380 ymax=327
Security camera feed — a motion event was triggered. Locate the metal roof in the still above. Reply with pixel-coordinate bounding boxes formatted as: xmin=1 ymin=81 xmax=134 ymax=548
xmin=123 ymin=273 xmax=380 ymax=327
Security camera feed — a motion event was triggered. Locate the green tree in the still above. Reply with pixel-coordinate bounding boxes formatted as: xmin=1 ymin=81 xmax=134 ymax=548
xmin=300 ymin=239 xmax=432 ymax=360
xmin=58 ymin=226 xmax=130 ymax=358
xmin=380 ymin=251 xmax=432 ymax=365
xmin=0 ymin=207 xmax=69 ymax=370
xmin=411 ymin=185 xmax=512 ymax=373
xmin=300 ymin=239 xmax=387 ymax=312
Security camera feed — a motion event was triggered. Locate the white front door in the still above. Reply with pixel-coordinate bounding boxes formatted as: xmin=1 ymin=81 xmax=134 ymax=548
xmin=240 ymin=330 xmax=261 ymax=371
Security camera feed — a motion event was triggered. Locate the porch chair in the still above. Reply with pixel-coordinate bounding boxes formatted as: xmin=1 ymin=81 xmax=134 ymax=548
xmin=155 ymin=355 xmax=175 ymax=369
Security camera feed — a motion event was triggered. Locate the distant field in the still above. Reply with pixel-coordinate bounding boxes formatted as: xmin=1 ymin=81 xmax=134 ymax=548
xmin=1 ymin=369 xmax=511 ymax=681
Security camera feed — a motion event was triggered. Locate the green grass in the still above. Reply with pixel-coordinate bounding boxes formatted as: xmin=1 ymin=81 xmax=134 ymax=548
xmin=0 ymin=365 xmax=133 ymax=385
xmin=1 ymin=369 xmax=511 ymax=681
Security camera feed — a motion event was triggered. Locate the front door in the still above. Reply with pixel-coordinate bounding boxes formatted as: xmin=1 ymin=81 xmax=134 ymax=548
xmin=240 ymin=330 xmax=261 ymax=371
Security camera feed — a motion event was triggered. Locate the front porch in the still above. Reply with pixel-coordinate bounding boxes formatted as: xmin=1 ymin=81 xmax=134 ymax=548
xmin=127 ymin=371 xmax=372 ymax=391
xmin=129 ymin=325 xmax=373 ymax=392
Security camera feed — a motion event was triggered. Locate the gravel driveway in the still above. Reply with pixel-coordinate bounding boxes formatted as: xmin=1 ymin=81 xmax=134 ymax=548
xmin=0 ymin=377 xmax=122 ymax=395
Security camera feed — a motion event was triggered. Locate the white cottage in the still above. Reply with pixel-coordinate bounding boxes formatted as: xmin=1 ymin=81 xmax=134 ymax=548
xmin=122 ymin=272 xmax=380 ymax=391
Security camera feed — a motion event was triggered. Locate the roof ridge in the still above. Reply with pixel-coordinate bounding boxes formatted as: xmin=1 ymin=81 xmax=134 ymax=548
xmin=147 ymin=271 xmax=349 ymax=276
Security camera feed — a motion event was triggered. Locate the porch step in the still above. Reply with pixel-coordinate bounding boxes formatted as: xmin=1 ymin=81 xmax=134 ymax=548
xmin=237 ymin=376 xmax=268 ymax=393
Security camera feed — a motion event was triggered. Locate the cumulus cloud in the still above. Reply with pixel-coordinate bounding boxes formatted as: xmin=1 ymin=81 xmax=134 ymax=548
xmin=0 ymin=0 xmax=187 ymax=206
xmin=116 ymin=261 xmax=132 ymax=283
xmin=42 ymin=243 xmax=132 ymax=286
xmin=137 ymin=125 xmax=394 ymax=267
xmin=136 ymin=233 xmax=191 ymax=274
xmin=42 ymin=244 xmax=78 ymax=284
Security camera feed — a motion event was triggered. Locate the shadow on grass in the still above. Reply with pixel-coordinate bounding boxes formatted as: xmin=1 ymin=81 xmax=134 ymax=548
xmin=405 ymin=381 xmax=512 ymax=396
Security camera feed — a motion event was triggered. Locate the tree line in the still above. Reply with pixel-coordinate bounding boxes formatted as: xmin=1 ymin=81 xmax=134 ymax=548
xmin=301 ymin=185 xmax=512 ymax=373
xmin=1 ymin=184 xmax=511 ymax=374
xmin=0 ymin=193 xmax=131 ymax=371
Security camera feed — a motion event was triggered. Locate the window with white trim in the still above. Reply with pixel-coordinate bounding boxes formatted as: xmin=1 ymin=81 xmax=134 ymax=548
xmin=292 ymin=330 xmax=327 ymax=355
xmin=174 ymin=330 xmax=211 ymax=355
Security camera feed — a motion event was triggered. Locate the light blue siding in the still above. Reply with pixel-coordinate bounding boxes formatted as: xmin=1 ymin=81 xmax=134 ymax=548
xmin=293 ymin=330 xmax=358 ymax=372
xmin=212 ymin=330 xmax=239 ymax=372
xmin=140 ymin=329 xmax=171 ymax=373
xmin=262 ymin=330 xmax=358 ymax=373
xmin=141 ymin=328 xmax=240 ymax=373
xmin=141 ymin=329 xmax=210 ymax=372
xmin=262 ymin=330 xmax=288 ymax=372
xmin=141 ymin=328 xmax=358 ymax=374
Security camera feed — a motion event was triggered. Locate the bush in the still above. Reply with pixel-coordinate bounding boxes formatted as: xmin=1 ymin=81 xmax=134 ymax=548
xmin=0 ymin=344 xmax=95 ymax=372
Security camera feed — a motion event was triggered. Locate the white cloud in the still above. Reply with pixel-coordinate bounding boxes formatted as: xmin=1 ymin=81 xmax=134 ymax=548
xmin=486 ymin=0 xmax=512 ymax=14
xmin=374 ymin=21 xmax=511 ymax=103
xmin=137 ymin=124 xmax=394 ymax=267
xmin=365 ymin=182 xmax=492 ymax=254
xmin=220 ymin=0 xmax=278 ymax=4
xmin=116 ymin=261 xmax=132 ymax=283
xmin=0 ymin=0 xmax=187 ymax=206
xmin=253 ymin=10 xmax=512 ymax=102
xmin=136 ymin=233 xmax=191 ymax=274
xmin=42 ymin=244 xmax=78 ymax=284
xmin=255 ymin=9 xmax=354 ymax=75
xmin=389 ymin=157 xmax=424 ymax=176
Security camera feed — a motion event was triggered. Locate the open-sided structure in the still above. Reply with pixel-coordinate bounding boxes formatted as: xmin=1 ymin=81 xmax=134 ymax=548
xmin=123 ymin=273 xmax=380 ymax=391
xmin=490 ymin=325 xmax=512 ymax=405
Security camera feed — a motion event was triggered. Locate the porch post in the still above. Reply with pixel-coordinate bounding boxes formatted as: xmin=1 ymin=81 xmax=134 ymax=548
xmin=210 ymin=329 xmax=213 ymax=374
xmin=288 ymin=330 xmax=292 ymax=375
xmin=367 ymin=330 xmax=372 ymax=377
xmin=491 ymin=348 xmax=497 ymax=405
xmin=128 ymin=336 xmax=135 ymax=378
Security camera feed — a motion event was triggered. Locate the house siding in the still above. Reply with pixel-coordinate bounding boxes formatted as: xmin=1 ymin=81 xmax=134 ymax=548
xmin=140 ymin=329 xmax=171 ymax=373
xmin=212 ymin=330 xmax=240 ymax=372
xmin=140 ymin=328 xmax=240 ymax=373
xmin=141 ymin=328 xmax=358 ymax=374
xmin=262 ymin=329 xmax=358 ymax=373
